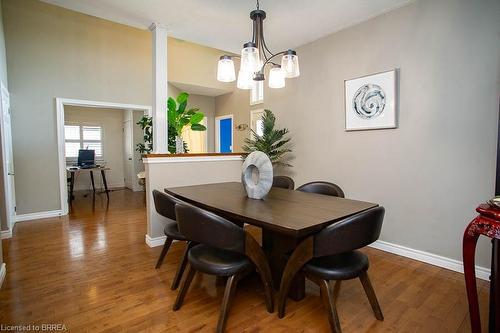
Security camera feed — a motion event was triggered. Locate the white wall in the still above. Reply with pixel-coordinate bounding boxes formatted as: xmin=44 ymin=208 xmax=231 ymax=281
xmin=0 ymin=0 xmax=7 ymax=260
xmin=215 ymin=0 xmax=500 ymax=268
xmin=65 ymin=106 xmax=125 ymax=190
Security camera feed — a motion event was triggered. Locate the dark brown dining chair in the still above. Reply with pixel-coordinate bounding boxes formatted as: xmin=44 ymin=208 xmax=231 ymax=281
xmin=272 ymin=176 xmax=295 ymax=190
xmin=296 ymin=181 xmax=345 ymax=198
xmin=277 ymin=206 xmax=385 ymax=333
xmin=152 ymin=190 xmax=195 ymax=290
xmin=173 ymin=203 xmax=274 ymax=333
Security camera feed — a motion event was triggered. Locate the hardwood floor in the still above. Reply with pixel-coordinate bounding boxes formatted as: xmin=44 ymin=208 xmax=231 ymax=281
xmin=0 ymin=189 xmax=490 ymax=332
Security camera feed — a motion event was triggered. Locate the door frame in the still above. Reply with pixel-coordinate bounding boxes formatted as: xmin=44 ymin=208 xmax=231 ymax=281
xmin=56 ymin=98 xmax=151 ymax=215
xmin=215 ymin=115 xmax=234 ymax=153
xmin=0 ymin=83 xmax=15 ymax=232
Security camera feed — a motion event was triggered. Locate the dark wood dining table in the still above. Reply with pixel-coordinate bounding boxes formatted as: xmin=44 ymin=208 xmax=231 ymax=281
xmin=165 ymin=181 xmax=378 ymax=300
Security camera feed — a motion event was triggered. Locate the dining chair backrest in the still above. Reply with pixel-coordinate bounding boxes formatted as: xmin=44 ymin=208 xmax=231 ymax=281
xmin=296 ymin=181 xmax=345 ymax=198
xmin=272 ymin=176 xmax=295 ymax=190
xmin=313 ymin=206 xmax=385 ymax=257
xmin=153 ymin=190 xmax=186 ymax=221
xmin=175 ymin=203 xmax=246 ymax=254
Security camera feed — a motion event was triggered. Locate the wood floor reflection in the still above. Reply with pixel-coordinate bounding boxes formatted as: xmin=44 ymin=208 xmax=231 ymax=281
xmin=0 ymin=189 xmax=490 ymax=332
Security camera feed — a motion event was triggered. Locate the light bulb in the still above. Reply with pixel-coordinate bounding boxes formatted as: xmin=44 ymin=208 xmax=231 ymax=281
xmin=240 ymin=42 xmax=260 ymax=73
xmin=217 ymin=55 xmax=236 ymax=82
xmin=268 ymin=65 xmax=285 ymax=89
xmin=281 ymin=50 xmax=300 ymax=78
xmin=237 ymin=70 xmax=253 ymax=89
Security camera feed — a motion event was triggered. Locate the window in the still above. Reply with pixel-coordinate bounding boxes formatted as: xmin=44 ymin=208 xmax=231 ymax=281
xmin=250 ymin=110 xmax=265 ymax=138
xmin=65 ymin=124 xmax=103 ymax=160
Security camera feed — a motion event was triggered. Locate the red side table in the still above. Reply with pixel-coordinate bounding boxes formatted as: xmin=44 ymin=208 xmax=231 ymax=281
xmin=463 ymin=204 xmax=500 ymax=333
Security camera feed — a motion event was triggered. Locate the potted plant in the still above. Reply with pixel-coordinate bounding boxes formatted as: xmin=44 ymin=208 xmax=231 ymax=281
xmin=242 ymin=109 xmax=292 ymax=167
xmin=135 ymin=115 xmax=153 ymax=154
xmin=167 ymin=92 xmax=206 ymax=153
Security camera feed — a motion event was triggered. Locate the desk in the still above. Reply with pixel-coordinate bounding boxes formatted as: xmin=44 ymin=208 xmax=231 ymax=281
xmin=66 ymin=167 xmax=110 ymax=201
xmin=165 ymin=182 xmax=377 ymax=300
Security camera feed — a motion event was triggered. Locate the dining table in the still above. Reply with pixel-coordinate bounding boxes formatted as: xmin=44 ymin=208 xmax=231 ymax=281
xmin=165 ymin=181 xmax=378 ymax=300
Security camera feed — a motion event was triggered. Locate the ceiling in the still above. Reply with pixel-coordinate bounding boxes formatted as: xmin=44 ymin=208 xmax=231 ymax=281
xmin=170 ymin=82 xmax=233 ymax=97
xmin=40 ymin=0 xmax=412 ymax=53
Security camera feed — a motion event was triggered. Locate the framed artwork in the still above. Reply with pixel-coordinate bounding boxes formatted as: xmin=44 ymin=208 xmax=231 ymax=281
xmin=250 ymin=80 xmax=264 ymax=105
xmin=344 ymin=69 xmax=398 ymax=131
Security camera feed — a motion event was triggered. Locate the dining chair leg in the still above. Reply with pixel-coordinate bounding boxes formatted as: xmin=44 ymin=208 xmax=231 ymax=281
xmin=319 ymin=279 xmax=342 ymax=333
xmin=170 ymin=241 xmax=193 ymax=290
xmin=359 ymin=271 xmax=384 ymax=321
xmin=173 ymin=264 xmax=196 ymax=311
xmin=332 ymin=280 xmax=342 ymax=304
xmin=216 ymin=274 xmax=239 ymax=333
xmin=155 ymin=237 xmax=173 ymax=269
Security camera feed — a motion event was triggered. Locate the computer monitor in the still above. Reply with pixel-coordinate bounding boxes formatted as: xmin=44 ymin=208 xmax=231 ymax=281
xmin=77 ymin=149 xmax=95 ymax=167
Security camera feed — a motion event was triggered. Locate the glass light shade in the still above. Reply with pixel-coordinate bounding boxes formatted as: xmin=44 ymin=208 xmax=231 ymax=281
xmin=237 ymin=70 xmax=253 ymax=89
xmin=240 ymin=42 xmax=260 ymax=73
xmin=281 ymin=51 xmax=300 ymax=78
xmin=217 ymin=56 xmax=236 ymax=82
xmin=268 ymin=66 xmax=285 ymax=89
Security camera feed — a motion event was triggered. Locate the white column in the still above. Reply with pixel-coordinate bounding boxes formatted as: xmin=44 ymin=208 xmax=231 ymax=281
xmin=149 ymin=23 xmax=168 ymax=153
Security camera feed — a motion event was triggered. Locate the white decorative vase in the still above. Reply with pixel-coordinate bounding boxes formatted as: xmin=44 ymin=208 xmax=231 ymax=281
xmin=241 ymin=151 xmax=273 ymax=200
xmin=175 ymin=136 xmax=184 ymax=154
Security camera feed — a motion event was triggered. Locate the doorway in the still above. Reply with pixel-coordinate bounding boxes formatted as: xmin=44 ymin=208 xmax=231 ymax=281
xmin=56 ymin=98 xmax=151 ymax=215
xmin=0 ymin=83 xmax=15 ymax=232
xmin=215 ymin=115 xmax=233 ymax=153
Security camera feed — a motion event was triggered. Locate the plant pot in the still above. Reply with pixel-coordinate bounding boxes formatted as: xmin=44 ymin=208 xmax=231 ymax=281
xmin=175 ymin=135 xmax=185 ymax=154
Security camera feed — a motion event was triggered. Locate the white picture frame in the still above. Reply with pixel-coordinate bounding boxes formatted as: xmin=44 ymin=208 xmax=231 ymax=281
xmin=344 ymin=69 xmax=398 ymax=131
xmin=250 ymin=80 xmax=264 ymax=105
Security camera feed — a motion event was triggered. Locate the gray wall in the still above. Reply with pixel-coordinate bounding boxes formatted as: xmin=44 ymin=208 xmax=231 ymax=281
xmin=215 ymin=0 xmax=500 ymax=267
xmin=2 ymin=0 xmax=152 ymax=214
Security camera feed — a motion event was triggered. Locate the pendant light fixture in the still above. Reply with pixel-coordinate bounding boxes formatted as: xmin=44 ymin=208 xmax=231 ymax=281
xmin=216 ymin=0 xmax=300 ymax=89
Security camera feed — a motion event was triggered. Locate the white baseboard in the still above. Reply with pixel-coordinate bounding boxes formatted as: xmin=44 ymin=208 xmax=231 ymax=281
xmin=0 ymin=263 xmax=6 ymax=289
xmin=16 ymin=210 xmax=63 ymax=222
xmin=1 ymin=229 xmax=12 ymax=239
xmin=370 ymin=240 xmax=490 ymax=281
xmin=145 ymin=234 xmax=167 ymax=247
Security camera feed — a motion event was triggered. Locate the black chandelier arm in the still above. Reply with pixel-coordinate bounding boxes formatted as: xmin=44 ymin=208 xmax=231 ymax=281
xmin=258 ymin=50 xmax=287 ymax=73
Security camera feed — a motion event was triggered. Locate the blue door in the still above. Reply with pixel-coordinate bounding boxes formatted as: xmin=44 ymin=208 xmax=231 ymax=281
xmin=218 ymin=117 xmax=232 ymax=153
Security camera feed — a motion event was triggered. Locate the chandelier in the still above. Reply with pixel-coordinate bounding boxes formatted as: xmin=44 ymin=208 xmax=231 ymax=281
xmin=216 ymin=0 xmax=300 ymax=89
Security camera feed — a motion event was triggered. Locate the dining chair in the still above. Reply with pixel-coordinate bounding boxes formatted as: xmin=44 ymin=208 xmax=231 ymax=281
xmin=152 ymin=190 xmax=195 ymax=290
xmin=173 ymin=202 xmax=274 ymax=333
xmin=277 ymin=206 xmax=385 ymax=333
xmin=272 ymin=176 xmax=295 ymax=190
xmin=296 ymin=181 xmax=345 ymax=198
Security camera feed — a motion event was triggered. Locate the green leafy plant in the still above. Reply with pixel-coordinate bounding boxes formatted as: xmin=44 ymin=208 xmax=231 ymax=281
xmin=135 ymin=115 xmax=153 ymax=154
xmin=243 ymin=109 xmax=292 ymax=167
xmin=167 ymin=92 xmax=206 ymax=153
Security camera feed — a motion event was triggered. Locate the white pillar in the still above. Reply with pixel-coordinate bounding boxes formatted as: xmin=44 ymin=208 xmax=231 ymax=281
xmin=149 ymin=23 xmax=168 ymax=153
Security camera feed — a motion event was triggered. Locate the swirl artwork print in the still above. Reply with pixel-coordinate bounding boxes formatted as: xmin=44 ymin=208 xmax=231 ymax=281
xmin=353 ymin=84 xmax=386 ymax=119
xmin=345 ymin=69 xmax=397 ymax=131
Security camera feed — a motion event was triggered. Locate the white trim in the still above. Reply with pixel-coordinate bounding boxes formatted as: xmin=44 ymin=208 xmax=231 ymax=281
xmin=215 ymin=115 xmax=234 ymax=153
xmin=15 ymin=210 xmax=63 ymax=222
xmin=1 ymin=229 xmax=12 ymax=239
xmin=143 ymin=155 xmax=242 ymax=164
xmin=145 ymin=234 xmax=166 ymax=247
xmin=56 ymin=98 xmax=152 ymax=216
xmin=369 ymin=240 xmax=490 ymax=281
xmin=0 ymin=263 xmax=6 ymax=289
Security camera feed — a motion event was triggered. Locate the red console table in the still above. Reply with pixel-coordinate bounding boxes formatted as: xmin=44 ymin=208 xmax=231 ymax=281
xmin=463 ymin=204 xmax=500 ymax=333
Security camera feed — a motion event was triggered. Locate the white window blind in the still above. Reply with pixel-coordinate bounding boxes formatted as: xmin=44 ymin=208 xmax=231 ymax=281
xmin=64 ymin=124 xmax=103 ymax=160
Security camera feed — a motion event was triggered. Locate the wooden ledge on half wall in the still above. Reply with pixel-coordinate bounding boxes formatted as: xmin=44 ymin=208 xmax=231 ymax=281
xmin=142 ymin=152 xmax=247 ymax=158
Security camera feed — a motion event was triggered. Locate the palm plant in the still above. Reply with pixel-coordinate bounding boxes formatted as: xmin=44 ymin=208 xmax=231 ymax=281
xmin=243 ymin=109 xmax=292 ymax=167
